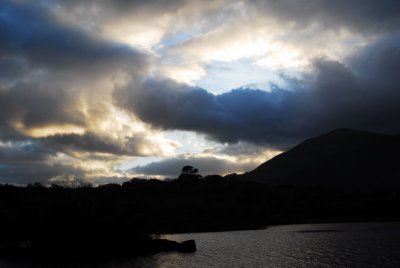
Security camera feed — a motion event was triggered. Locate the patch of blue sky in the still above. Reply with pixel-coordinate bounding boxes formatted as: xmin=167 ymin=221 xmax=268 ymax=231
xmin=118 ymin=156 xmax=165 ymax=172
xmin=193 ymin=59 xmax=287 ymax=94
xmin=156 ymin=30 xmax=198 ymax=51
xmin=163 ymin=130 xmax=218 ymax=155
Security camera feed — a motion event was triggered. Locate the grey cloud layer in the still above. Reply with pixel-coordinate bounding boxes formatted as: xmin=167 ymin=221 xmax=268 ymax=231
xmin=0 ymin=162 xmax=85 ymax=185
xmin=0 ymin=1 xmax=156 ymax=183
xmin=0 ymin=140 xmax=86 ymax=185
xmin=0 ymin=83 xmax=84 ymax=133
xmin=251 ymin=0 xmax=400 ymax=34
xmin=0 ymin=142 xmax=55 ymax=163
xmin=53 ymin=0 xmax=400 ymax=35
xmin=0 ymin=1 xmax=148 ymax=134
xmin=132 ymin=155 xmax=255 ymax=177
xmin=0 ymin=2 xmax=148 ymax=73
xmin=41 ymin=133 xmax=162 ymax=157
xmin=116 ymin=36 xmax=400 ymax=149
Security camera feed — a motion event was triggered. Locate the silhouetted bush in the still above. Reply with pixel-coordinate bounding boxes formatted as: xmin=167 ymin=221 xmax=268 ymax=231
xmin=204 ymin=174 xmax=224 ymax=182
xmin=0 ymin=179 xmax=399 ymax=245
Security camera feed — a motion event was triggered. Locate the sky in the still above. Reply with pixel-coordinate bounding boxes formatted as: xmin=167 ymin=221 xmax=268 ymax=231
xmin=1 ymin=0 xmax=400 ymax=185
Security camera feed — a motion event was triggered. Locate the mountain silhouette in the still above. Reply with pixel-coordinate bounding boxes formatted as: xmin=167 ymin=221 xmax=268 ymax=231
xmin=241 ymin=128 xmax=400 ymax=190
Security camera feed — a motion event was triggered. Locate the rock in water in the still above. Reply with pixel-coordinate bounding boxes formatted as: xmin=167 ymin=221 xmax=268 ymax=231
xmin=179 ymin=240 xmax=196 ymax=252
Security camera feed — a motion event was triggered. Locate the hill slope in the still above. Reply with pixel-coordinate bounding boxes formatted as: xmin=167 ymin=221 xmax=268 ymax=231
xmin=241 ymin=129 xmax=400 ymax=190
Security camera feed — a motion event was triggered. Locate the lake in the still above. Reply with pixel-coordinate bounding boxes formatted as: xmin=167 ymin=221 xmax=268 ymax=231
xmin=1 ymin=222 xmax=400 ymax=267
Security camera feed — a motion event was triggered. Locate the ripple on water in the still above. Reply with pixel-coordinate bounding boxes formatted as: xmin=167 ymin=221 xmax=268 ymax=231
xmin=1 ymin=222 xmax=399 ymax=268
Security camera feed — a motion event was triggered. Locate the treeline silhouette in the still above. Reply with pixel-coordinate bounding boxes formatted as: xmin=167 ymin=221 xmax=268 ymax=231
xmin=3 ymin=129 xmax=400 ymax=258
xmin=1 ymin=175 xmax=400 ymax=246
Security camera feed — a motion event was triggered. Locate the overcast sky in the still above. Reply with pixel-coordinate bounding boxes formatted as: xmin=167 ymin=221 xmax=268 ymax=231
xmin=1 ymin=0 xmax=400 ymax=184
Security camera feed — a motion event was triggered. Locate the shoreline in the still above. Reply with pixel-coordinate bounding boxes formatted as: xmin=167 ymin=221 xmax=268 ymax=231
xmin=158 ymin=218 xmax=400 ymax=235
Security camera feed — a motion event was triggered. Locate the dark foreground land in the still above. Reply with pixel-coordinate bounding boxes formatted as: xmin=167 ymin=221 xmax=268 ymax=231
xmin=1 ymin=177 xmax=400 ymax=258
xmin=1 ymin=128 xmax=399 ymax=258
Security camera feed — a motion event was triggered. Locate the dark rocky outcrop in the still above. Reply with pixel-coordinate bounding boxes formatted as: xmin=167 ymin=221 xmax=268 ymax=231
xmin=0 ymin=238 xmax=196 ymax=260
xmin=178 ymin=239 xmax=196 ymax=252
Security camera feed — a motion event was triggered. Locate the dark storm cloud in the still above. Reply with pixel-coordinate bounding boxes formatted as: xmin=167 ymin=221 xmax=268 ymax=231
xmin=0 ymin=139 xmax=85 ymax=185
xmin=349 ymin=35 xmax=400 ymax=83
xmin=0 ymin=1 xmax=150 ymax=137
xmin=0 ymin=162 xmax=85 ymax=185
xmin=54 ymin=0 xmax=189 ymax=13
xmin=0 ymin=132 xmax=150 ymax=184
xmin=41 ymin=132 xmax=152 ymax=156
xmin=40 ymin=133 xmax=125 ymax=156
xmin=116 ymin=36 xmax=400 ymax=149
xmin=0 ymin=1 xmax=149 ymax=74
xmin=0 ymin=57 xmax=29 ymax=82
xmin=50 ymin=0 xmax=400 ymax=35
xmin=0 ymin=139 xmax=87 ymax=184
xmin=0 ymin=141 xmax=55 ymax=163
xmin=0 ymin=1 xmax=155 ymax=184
xmin=251 ymin=0 xmax=400 ymax=34
xmin=115 ymin=78 xmax=299 ymax=148
xmin=132 ymin=155 xmax=255 ymax=177
xmin=0 ymin=82 xmax=85 ymax=133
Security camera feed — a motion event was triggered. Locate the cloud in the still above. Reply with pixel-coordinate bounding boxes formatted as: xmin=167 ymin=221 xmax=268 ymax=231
xmin=0 ymin=141 xmax=55 ymax=163
xmin=0 ymin=82 xmax=85 ymax=134
xmin=115 ymin=79 xmax=302 ymax=148
xmin=116 ymin=36 xmax=400 ymax=149
xmin=204 ymin=142 xmax=280 ymax=160
xmin=0 ymin=162 xmax=86 ymax=185
xmin=131 ymin=155 xmax=256 ymax=177
xmin=159 ymin=0 xmax=400 ymax=85
xmin=348 ymin=35 xmax=400 ymax=83
xmin=0 ymin=1 xmax=149 ymax=74
xmin=40 ymin=132 xmax=176 ymax=157
xmin=0 ymin=1 xmax=179 ymax=184
xmin=0 ymin=1 xmax=151 ymax=138
xmin=250 ymin=0 xmax=400 ymax=35
xmin=129 ymin=140 xmax=281 ymax=178
xmin=49 ymin=0 xmax=230 ymax=49
xmin=2 ymin=0 xmax=400 ymax=185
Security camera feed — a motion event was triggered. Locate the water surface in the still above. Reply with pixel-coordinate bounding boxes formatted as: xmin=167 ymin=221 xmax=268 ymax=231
xmin=1 ymin=222 xmax=399 ymax=268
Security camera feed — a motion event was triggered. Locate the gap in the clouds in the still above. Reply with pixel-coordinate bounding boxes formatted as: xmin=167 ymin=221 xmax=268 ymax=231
xmin=163 ymin=130 xmax=219 ymax=154
xmin=119 ymin=130 xmax=218 ymax=173
xmin=193 ymin=59 xmax=289 ymax=94
xmin=119 ymin=129 xmax=282 ymax=178
xmin=157 ymin=31 xmax=195 ymax=50
xmin=118 ymin=156 xmax=165 ymax=172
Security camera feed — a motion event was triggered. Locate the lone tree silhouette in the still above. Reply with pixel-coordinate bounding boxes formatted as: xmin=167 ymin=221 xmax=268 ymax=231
xmin=181 ymin=165 xmax=198 ymax=175
xmin=178 ymin=166 xmax=201 ymax=181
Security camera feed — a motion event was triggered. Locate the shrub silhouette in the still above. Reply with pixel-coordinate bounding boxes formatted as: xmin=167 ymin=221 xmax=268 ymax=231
xmin=178 ymin=166 xmax=201 ymax=181
xmin=181 ymin=165 xmax=198 ymax=175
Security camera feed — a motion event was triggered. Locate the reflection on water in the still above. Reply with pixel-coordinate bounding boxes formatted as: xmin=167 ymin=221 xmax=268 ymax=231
xmin=1 ymin=222 xmax=400 ymax=268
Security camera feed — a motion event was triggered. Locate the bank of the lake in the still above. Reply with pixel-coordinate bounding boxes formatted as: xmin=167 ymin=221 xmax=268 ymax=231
xmin=1 ymin=222 xmax=400 ymax=268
